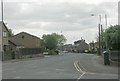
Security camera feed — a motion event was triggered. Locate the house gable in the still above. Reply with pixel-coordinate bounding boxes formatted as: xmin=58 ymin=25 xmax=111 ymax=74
xmin=11 ymin=32 xmax=41 ymax=48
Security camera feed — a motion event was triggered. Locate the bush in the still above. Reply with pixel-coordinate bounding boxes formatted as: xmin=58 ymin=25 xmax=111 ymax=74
xmin=55 ymin=50 xmax=59 ymax=54
xmin=48 ymin=50 xmax=59 ymax=55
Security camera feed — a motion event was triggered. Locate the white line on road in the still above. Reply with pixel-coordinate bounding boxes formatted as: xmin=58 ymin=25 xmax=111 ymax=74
xmin=77 ymin=72 xmax=86 ymax=79
xmin=87 ymin=72 xmax=118 ymax=76
xmin=74 ymin=60 xmax=118 ymax=80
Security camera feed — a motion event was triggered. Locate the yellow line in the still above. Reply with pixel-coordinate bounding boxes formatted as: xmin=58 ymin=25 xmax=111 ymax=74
xmin=77 ymin=61 xmax=88 ymax=72
xmin=74 ymin=60 xmax=118 ymax=80
xmin=74 ymin=61 xmax=86 ymax=73
xmin=74 ymin=60 xmax=86 ymax=79
xmin=75 ymin=61 xmax=85 ymax=73
xmin=74 ymin=61 xmax=80 ymax=72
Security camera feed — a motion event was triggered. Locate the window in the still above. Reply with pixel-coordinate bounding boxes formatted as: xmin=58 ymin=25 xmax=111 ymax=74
xmin=3 ymin=45 xmax=10 ymax=52
xmin=3 ymin=31 xmax=7 ymax=37
xmin=22 ymin=36 xmax=24 ymax=39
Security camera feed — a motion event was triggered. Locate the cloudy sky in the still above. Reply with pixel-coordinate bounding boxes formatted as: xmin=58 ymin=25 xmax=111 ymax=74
xmin=0 ymin=0 xmax=119 ymax=44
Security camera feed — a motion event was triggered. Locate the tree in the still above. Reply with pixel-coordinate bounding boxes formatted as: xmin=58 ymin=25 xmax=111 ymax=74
xmin=8 ymin=29 xmax=14 ymax=37
xmin=52 ymin=33 xmax=67 ymax=46
xmin=42 ymin=33 xmax=66 ymax=50
xmin=101 ymin=25 xmax=120 ymax=50
xmin=42 ymin=34 xmax=57 ymax=50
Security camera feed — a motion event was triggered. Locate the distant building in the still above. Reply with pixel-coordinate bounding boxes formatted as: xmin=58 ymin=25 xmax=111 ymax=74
xmin=62 ymin=44 xmax=73 ymax=52
xmin=73 ymin=39 xmax=89 ymax=53
xmin=89 ymin=41 xmax=97 ymax=53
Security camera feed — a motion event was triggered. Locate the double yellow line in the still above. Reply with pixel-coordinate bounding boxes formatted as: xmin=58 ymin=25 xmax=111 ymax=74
xmin=74 ymin=61 xmax=86 ymax=79
xmin=74 ymin=61 xmax=84 ymax=73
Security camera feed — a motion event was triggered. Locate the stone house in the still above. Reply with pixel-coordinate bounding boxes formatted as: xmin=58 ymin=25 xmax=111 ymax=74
xmin=73 ymin=39 xmax=89 ymax=53
xmin=0 ymin=21 xmax=12 ymax=60
xmin=89 ymin=41 xmax=97 ymax=53
xmin=61 ymin=44 xmax=73 ymax=52
xmin=10 ymin=32 xmax=41 ymax=49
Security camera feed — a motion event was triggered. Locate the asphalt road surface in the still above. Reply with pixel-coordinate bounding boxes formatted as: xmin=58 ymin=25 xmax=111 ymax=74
xmin=2 ymin=53 xmax=118 ymax=79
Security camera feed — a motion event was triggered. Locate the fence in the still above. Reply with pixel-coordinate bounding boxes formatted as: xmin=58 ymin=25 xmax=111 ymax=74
xmin=19 ymin=48 xmax=43 ymax=55
xmin=4 ymin=50 xmax=12 ymax=60
xmin=109 ymin=50 xmax=120 ymax=62
xmin=3 ymin=48 xmax=44 ymax=60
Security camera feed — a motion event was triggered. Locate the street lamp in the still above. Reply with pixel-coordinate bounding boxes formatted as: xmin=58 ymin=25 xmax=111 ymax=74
xmin=105 ymin=14 xmax=108 ymax=51
xmin=91 ymin=14 xmax=108 ymax=55
xmin=91 ymin=14 xmax=102 ymax=55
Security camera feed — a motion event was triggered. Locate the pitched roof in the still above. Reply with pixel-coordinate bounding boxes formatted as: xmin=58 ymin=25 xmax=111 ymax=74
xmin=74 ymin=39 xmax=88 ymax=44
xmin=0 ymin=21 xmax=9 ymax=32
xmin=14 ymin=32 xmax=40 ymax=39
xmin=9 ymin=38 xmax=23 ymax=46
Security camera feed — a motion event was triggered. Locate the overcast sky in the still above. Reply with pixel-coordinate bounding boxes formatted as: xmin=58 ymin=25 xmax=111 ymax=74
xmin=0 ymin=0 xmax=119 ymax=44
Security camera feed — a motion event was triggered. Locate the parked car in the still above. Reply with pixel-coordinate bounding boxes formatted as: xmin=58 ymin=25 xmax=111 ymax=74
xmin=63 ymin=51 xmax=69 ymax=53
xmin=43 ymin=52 xmax=49 ymax=55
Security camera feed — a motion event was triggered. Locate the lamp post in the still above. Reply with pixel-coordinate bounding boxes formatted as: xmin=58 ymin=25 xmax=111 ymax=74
xmin=105 ymin=14 xmax=108 ymax=51
xmin=99 ymin=15 xmax=102 ymax=55
xmin=91 ymin=14 xmax=102 ymax=55
xmin=91 ymin=14 xmax=108 ymax=55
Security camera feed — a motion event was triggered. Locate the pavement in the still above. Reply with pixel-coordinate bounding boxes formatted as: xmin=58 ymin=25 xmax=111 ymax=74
xmin=74 ymin=53 xmax=118 ymax=79
xmin=2 ymin=53 xmax=119 ymax=79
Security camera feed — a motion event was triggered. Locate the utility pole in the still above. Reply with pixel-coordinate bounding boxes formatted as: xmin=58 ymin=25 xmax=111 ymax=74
xmin=1 ymin=0 xmax=3 ymax=60
xmin=98 ymin=15 xmax=101 ymax=55
xmin=91 ymin=14 xmax=102 ymax=55
xmin=101 ymin=24 xmax=103 ymax=53
xmin=1 ymin=0 xmax=3 ymax=22
xmin=105 ymin=14 xmax=108 ymax=51
xmin=98 ymin=24 xmax=101 ymax=55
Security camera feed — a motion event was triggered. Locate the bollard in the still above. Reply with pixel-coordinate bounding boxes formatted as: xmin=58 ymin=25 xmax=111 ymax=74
xmin=103 ymin=51 xmax=110 ymax=65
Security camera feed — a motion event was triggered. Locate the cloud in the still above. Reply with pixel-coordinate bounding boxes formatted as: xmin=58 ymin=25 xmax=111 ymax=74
xmin=0 ymin=1 xmax=118 ymax=43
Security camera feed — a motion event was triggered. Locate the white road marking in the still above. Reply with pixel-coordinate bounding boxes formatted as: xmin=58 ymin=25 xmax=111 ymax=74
xmin=77 ymin=72 xmax=86 ymax=79
xmin=87 ymin=72 xmax=118 ymax=76
xmin=74 ymin=60 xmax=118 ymax=80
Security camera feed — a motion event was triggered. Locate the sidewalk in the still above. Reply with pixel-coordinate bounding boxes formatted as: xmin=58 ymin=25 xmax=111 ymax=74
xmin=3 ymin=56 xmax=44 ymax=64
xmin=78 ymin=54 xmax=118 ymax=74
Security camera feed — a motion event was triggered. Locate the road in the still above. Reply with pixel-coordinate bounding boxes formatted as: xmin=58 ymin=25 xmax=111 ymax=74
xmin=2 ymin=53 xmax=118 ymax=79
